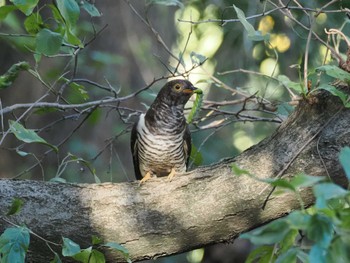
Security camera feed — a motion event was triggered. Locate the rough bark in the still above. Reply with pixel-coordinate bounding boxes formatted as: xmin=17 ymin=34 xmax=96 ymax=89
xmin=0 ymin=90 xmax=349 ymax=262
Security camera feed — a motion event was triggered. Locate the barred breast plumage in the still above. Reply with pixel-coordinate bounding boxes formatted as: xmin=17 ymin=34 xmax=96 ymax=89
xmin=130 ymin=79 xmax=201 ymax=183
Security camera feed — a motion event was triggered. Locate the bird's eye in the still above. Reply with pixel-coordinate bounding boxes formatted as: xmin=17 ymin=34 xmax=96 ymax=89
xmin=174 ymin=84 xmax=182 ymax=91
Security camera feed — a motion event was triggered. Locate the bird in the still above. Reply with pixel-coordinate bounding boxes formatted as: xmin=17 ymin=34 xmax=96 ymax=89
xmin=130 ymin=79 xmax=201 ymax=184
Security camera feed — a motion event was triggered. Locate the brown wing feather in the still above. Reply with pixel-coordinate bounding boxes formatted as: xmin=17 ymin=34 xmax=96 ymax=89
xmin=130 ymin=120 xmax=142 ymax=180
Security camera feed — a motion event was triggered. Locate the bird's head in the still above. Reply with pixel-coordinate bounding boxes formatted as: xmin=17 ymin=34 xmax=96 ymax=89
xmin=156 ymin=79 xmax=202 ymax=106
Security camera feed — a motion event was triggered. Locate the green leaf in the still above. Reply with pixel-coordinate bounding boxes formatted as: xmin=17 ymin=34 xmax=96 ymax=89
xmin=190 ymin=51 xmax=207 ymax=66
xmin=36 ymin=28 xmax=63 ymax=56
xmin=265 ymin=178 xmax=295 ymax=192
xmin=65 ymin=27 xmax=82 ymax=46
xmin=187 ymin=89 xmax=203 ymax=123
xmin=339 ymin=147 xmax=350 ymax=181
xmin=289 ymin=173 xmax=325 ymax=189
xmin=317 ymin=84 xmax=349 ymax=106
xmin=317 ymin=65 xmax=350 ymax=83
xmin=245 ymin=245 xmax=274 ymax=263
xmin=231 ymin=164 xmax=252 ymax=176
xmin=0 ymin=5 xmax=18 ymax=20
xmin=6 ymin=197 xmax=24 ymax=216
xmin=0 ymin=227 xmax=30 ymax=263
xmin=279 ymin=229 xmax=298 ymax=254
xmin=309 ymin=244 xmax=327 ymax=263
xmin=50 ymin=252 xmax=62 ymax=263
xmin=72 ymin=246 xmax=92 ymax=262
xmin=277 ymin=75 xmax=303 ymax=93
xmin=276 ymin=247 xmax=298 ymax=263
xmin=9 ymin=120 xmax=58 ymax=152
xmin=307 ymin=215 xmax=333 ymax=248
xmin=103 ymin=242 xmax=131 ymax=263
xmin=146 ymin=0 xmax=184 ymax=8
xmin=0 ymin=61 xmax=30 ymax=89
xmin=10 ymin=0 xmax=39 ymax=16
xmin=190 ymin=144 xmax=203 ymax=166
xmin=80 ymin=0 xmax=101 ymax=17
xmin=326 ymin=237 xmax=350 ymax=263
xmin=233 ymin=5 xmax=269 ymax=42
xmin=56 ymin=0 xmax=80 ymax=29
xmin=313 ymin=183 xmax=348 ymax=201
xmin=62 ymin=237 xmax=81 ymax=257
xmin=240 ymin=219 xmax=290 ymax=245
xmin=91 ymin=235 xmax=103 ymax=245
xmin=24 ymin=12 xmax=43 ymax=34
xmin=285 ymin=211 xmax=311 ymax=230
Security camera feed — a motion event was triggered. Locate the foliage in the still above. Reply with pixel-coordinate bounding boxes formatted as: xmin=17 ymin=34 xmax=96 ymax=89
xmin=239 ymin=147 xmax=350 ymax=263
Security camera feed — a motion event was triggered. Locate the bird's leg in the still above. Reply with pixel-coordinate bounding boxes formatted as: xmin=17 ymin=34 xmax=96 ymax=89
xmin=167 ymin=168 xmax=176 ymax=181
xmin=139 ymin=171 xmax=152 ymax=186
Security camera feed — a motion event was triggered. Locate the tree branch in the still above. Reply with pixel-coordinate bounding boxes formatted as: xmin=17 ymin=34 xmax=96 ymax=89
xmin=0 ymin=90 xmax=348 ymax=262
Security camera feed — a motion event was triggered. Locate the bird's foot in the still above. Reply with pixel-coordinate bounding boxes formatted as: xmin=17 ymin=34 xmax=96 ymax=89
xmin=139 ymin=171 xmax=152 ymax=186
xmin=167 ymin=168 xmax=176 ymax=182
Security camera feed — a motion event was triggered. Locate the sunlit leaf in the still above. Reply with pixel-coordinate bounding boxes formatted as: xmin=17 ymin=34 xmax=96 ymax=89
xmin=10 ymin=0 xmax=38 ymax=16
xmin=6 ymin=197 xmax=24 ymax=216
xmin=0 ymin=227 xmax=30 ymax=263
xmin=339 ymin=147 xmax=350 ymax=181
xmin=24 ymin=12 xmax=44 ymax=34
xmin=36 ymin=28 xmax=63 ymax=56
xmin=233 ymin=5 xmax=269 ymax=41
xmin=187 ymin=89 xmax=203 ymax=123
xmin=72 ymin=246 xmax=92 ymax=262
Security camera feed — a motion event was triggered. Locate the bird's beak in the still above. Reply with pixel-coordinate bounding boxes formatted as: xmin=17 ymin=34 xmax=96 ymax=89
xmin=183 ymin=86 xmax=203 ymax=95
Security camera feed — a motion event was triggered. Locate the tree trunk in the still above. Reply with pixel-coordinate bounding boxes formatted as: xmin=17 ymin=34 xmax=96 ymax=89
xmin=0 ymin=90 xmax=349 ymax=262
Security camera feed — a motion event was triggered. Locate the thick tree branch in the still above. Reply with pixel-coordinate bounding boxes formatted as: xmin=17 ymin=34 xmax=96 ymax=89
xmin=0 ymin=90 xmax=349 ymax=262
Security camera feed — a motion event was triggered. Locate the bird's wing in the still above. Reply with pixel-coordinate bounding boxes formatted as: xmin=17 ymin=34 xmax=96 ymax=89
xmin=183 ymin=125 xmax=192 ymax=170
xmin=130 ymin=120 xmax=142 ymax=180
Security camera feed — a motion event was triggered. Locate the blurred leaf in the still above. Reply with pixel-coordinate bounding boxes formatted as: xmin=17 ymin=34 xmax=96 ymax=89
xmin=317 ymin=84 xmax=349 ymax=107
xmin=62 ymin=237 xmax=81 ymax=257
xmin=50 ymin=252 xmax=62 ymax=263
xmin=16 ymin=148 xmax=29 ymax=156
xmin=276 ymin=247 xmax=298 ymax=263
xmin=65 ymin=27 xmax=82 ymax=46
xmin=285 ymin=211 xmax=311 ymax=230
xmin=313 ymin=183 xmax=348 ymax=201
xmin=190 ymin=51 xmax=207 ymax=66
xmin=289 ymin=173 xmax=325 ymax=189
xmin=317 ymin=65 xmax=350 ymax=83
xmin=0 ymin=227 xmax=30 ymax=263
xmin=279 ymin=229 xmax=298 ymax=254
xmin=309 ymin=244 xmax=327 ymax=263
xmin=36 ymin=28 xmax=63 ymax=56
xmin=103 ymin=242 xmax=131 ymax=263
xmin=326 ymin=237 xmax=350 ymax=263
xmin=69 ymin=82 xmax=89 ymax=101
xmin=50 ymin=177 xmax=67 ymax=183
xmin=9 ymin=120 xmax=58 ymax=152
xmin=72 ymin=246 xmax=92 ymax=262
xmin=233 ymin=5 xmax=269 ymax=41
xmin=231 ymin=164 xmax=252 ymax=176
xmin=187 ymin=90 xmax=203 ymax=123
xmin=146 ymin=0 xmax=184 ymax=8
xmin=24 ymin=12 xmax=43 ymax=34
xmin=6 ymin=197 xmax=24 ymax=216
xmin=307 ymin=214 xmax=333 ymax=248
xmin=79 ymin=0 xmax=101 ymax=17
xmin=277 ymin=102 xmax=294 ymax=116
xmin=277 ymin=75 xmax=303 ymax=93
xmin=10 ymin=0 xmax=38 ymax=15
xmin=240 ymin=219 xmax=290 ymax=245
xmin=190 ymin=144 xmax=203 ymax=166
xmin=34 ymin=107 xmax=59 ymax=115
xmin=265 ymin=178 xmax=295 ymax=192
xmin=0 ymin=61 xmax=30 ymax=89
xmin=245 ymin=245 xmax=274 ymax=263
xmin=339 ymin=147 xmax=350 ymax=181
xmin=0 ymin=5 xmax=17 ymax=20
xmin=91 ymin=235 xmax=103 ymax=245
xmin=56 ymin=0 xmax=80 ymax=29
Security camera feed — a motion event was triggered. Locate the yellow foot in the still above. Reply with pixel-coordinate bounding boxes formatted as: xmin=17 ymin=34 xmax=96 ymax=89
xmin=167 ymin=168 xmax=176 ymax=182
xmin=139 ymin=171 xmax=152 ymax=186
